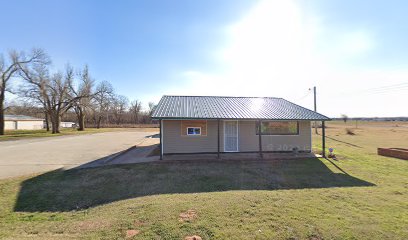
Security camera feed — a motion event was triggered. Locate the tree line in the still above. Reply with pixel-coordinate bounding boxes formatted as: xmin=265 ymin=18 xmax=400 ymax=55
xmin=0 ymin=48 xmax=155 ymax=135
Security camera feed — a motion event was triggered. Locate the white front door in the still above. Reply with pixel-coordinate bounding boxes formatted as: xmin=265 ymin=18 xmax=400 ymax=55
xmin=224 ymin=121 xmax=238 ymax=152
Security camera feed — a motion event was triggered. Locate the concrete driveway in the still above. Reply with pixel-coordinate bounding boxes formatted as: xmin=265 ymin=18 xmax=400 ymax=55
xmin=0 ymin=130 xmax=157 ymax=179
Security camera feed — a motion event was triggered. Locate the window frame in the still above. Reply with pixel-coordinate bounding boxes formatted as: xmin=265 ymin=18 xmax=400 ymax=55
xmin=186 ymin=126 xmax=202 ymax=136
xmin=256 ymin=121 xmax=300 ymax=136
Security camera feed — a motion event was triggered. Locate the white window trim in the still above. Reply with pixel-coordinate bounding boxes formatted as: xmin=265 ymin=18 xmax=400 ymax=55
xmin=186 ymin=127 xmax=202 ymax=136
xmin=223 ymin=120 xmax=239 ymax=152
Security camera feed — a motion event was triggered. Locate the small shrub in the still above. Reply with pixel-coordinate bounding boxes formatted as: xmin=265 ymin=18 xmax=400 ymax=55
xmin=346 ymin=128 xmax=355 ymax=135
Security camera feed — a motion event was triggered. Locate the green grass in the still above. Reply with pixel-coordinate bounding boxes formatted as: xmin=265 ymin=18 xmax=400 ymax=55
xmin=0 ymin=122 xmax=407 ymax=239
xmin=0 ymin=128 xmax=121 ymax=141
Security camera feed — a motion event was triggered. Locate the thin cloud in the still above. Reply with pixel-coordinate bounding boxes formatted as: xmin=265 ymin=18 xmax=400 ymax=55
xmin=168 ymin=0 xmax=406 ymax=117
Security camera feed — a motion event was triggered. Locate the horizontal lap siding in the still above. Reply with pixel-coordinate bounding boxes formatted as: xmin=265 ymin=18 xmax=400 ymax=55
xmin=239 ymin=121 xmax=311 ymax=152
xmin=163 ymin=120 xmax=311 ymax=154
xmin=17 ymin=121 xmax=44 ymax=130
xmin=4 ymin=121 xmax=16 ymax=130
xmin=163 ymin=120 xmax=218 ymax=153
xmin=4 ymin=120 xmax=44 ymax=130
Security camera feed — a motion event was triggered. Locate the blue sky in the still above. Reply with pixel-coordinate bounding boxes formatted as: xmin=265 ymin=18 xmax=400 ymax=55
xmin=1 ymin=0 xmax=408 ymax=117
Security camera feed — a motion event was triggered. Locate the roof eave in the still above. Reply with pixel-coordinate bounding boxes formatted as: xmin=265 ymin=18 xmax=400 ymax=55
xmin=152 ymin=117 xmax=331 ymax=121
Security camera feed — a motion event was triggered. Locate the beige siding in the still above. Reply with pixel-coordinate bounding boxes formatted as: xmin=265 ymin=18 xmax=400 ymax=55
xmin=4 ymin=121 xmax=17 ymax=130
xmin=238 ymin=121 xmax=311 ymax=152
xmin=162 ymin=120 xmax=311 ymax=154
xmin=163 ymin=120 xmax=218 ymax=153
xmin=4 ymin=120 xmax=44 ymax=130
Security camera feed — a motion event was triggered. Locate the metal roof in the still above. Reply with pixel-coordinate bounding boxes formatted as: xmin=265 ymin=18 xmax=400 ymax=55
xmin=4 ymin=115 xmax=44 ymax=121
xmin=152 ymin=96 xmax=330 ymax=120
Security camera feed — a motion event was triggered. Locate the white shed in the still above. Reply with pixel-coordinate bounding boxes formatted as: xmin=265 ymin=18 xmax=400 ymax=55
xmin=60 ymin=122 xmax=76 ymax=128
xmin=4 ymin=115 xmax=44 ymax=130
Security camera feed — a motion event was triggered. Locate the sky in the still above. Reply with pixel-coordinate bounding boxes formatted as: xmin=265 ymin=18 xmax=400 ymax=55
xmin=1 ymin=0 xmax=408 ymax=117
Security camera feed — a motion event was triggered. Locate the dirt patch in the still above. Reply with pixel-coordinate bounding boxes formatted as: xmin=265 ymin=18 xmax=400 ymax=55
xmin=75 ymin=220 xmax=112 ymax=231
xmin=126 ymin=229 xmax=140 ymax=238
xmin=134 ymin=220 xmax=146 ymax=227
xmin=184 ymin=235 xmax=202 ymax=240
xmin=179 ymin=209 xmax=198 ymax=222
xmin=345 ymin=128 xmax=355 ymax=135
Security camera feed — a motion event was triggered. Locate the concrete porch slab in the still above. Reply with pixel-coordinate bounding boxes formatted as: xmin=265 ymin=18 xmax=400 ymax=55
xmin=162 ymin=152 xmax=317 ymax=162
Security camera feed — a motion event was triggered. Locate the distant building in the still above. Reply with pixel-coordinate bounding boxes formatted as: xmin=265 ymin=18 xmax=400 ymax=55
xmin=4 ymin=115 xmax=44 ymax=130
xmin=60 ymin=122 xmax=76 ymax=128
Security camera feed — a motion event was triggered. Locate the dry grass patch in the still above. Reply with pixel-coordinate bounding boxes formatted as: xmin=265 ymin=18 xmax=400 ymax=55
xmin=179 ymin=209 xmax=198 ymax=222
xmin=185 ymin=235 xmax=202 ymax=240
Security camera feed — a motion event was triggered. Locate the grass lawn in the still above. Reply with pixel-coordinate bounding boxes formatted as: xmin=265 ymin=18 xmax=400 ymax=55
xmin=0 ymin=121 xmax=407 ymax=239
xmin=0 ymin=128 xmax=156 ymax=141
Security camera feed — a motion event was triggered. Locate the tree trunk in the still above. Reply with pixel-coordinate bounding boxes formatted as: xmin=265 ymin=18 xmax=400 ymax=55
xmin=50 ymin=113 xmax=57 ymax=134
xmin=97 ymin=115 xmax=102 ymax=129
xmin=77 ymin=108 xmax=85 ymax=131
xmin=55 ymin=115 xmax=61 ymax=133
xmin=50 ymin=112 xmax=61 ymax=134
xmin=0 ymin=91 xmax=4 ymax=135
xmin=44 ymin=111 xmax=50 ymax=131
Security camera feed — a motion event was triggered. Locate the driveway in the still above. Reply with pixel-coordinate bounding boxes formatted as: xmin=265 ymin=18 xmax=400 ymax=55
xmin=0 ymin=130 xmax=157 ymax=179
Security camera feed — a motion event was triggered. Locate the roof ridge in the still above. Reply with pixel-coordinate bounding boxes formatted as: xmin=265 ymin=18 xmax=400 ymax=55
xmin=163 ymin=95 xmax=282 ymax=99
xmin=153 ymin=95 xmax=331 ymax=120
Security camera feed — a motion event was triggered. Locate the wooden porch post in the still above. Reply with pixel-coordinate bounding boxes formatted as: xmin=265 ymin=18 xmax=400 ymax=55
xmin=322 ymin=121 xmax=326 ymax=158
xmin=217 ymin=119 xmax=220 ymax=159
xmin=258 ymin=120 xmax=263 ymax=159
xmin=160 ymin=119 xmax=163 ymax=160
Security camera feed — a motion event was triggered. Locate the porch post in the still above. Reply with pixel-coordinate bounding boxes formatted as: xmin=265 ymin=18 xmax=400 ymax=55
xmin=160 ymin=119 xmax=163 ymax=160
xmin=322 ymin=121 xmax=326 ymax=158
xmin=258 ymin=120 xmax=263 ymax=158
xmin=217 ymin=119 xmax=220 ymax=159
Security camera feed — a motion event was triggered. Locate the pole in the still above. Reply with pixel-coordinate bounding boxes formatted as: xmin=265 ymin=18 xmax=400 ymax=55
xmin=322 ymin=121 xmax=326 ymax=158
xmin=217 ymin=119 xmax=220 ymax=159
xmin=258 ymin=120 xmax=263 ymax=159
xmin=160 ymin=119 xmax=163 ymax=160
xmin=313 ymin=86 xmax=318 ymax=134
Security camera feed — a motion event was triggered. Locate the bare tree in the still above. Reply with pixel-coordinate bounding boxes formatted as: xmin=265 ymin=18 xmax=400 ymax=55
xmin=68 ymin=65 xmax=94 ymax=131
xmin=91 ymin=81 xmax=114 ymax=128
xmin=20 ymin=64 xmax=76 ymax=134
xmin=111 ymin=95 xmax=128 ymax=125
xmin=147 ymin=101 xmax=156 ymax=123
xmin=129 ymin=100 xmax=142 ymax=124
xmin=0 ymin=49 xmax=47 ymax=135
xmin=18 ymin=62 xmax=52 ymax=130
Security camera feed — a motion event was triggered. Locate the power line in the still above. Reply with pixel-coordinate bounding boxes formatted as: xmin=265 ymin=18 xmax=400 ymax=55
xmin=364 ymin=82 xmax=408 ymax=93
xmin=295 ymin=90 xmax=311 ymax=101
xmin=319 ymin=81 xmax=408 ymax=98
xmin=367 ymin=86 xmax=408 ymax=95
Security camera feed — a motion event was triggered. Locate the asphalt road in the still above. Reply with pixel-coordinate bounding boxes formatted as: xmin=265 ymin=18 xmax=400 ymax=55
xmin=0 ymin=130 xmax=157 ymax=179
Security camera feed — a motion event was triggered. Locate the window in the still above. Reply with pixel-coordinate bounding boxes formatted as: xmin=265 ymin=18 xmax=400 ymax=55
xmin=256 ymin=121 xmax=299 ymax=135
xmin=187 ymin=127 xmax=201 ymax=135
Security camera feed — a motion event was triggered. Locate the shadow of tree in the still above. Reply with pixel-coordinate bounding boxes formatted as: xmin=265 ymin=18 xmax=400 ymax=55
xmin=14 ymin=157 xmax=374 ymax=212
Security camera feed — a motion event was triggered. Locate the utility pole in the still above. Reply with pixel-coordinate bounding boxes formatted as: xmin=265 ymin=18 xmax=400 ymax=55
xmin=313 ymin=86 xmax=318 ymax=134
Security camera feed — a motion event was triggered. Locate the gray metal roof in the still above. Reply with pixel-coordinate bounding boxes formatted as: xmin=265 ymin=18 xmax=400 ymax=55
xmin=152 ymin=96 xmax=330 ymax=120
xmin=4 ymin=115 xmax=44 ymax=121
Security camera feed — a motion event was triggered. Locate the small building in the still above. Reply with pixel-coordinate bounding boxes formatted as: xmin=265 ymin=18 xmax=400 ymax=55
xmin=4 ymin=115 xmax=44 ymax=130
xmin=60 ymin=122 xmax=76 ymax=128
xmin=152 ymin=96 xmax=330 ymax=159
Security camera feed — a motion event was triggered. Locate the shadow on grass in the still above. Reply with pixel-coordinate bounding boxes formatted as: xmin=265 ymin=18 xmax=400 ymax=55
xmin=325 ymin=135 xmax=363 ymax=148
xmin=14 ymin=157 xmax=374 ymax=212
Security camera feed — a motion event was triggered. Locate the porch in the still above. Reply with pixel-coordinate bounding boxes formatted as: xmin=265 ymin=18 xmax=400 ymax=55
xmin=162 ymin=152 xmax=317 ymax=162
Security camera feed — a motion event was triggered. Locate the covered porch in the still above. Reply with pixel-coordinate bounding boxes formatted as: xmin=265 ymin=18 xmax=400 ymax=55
xmin=158 ymin=119 xmax=328 ymax=160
